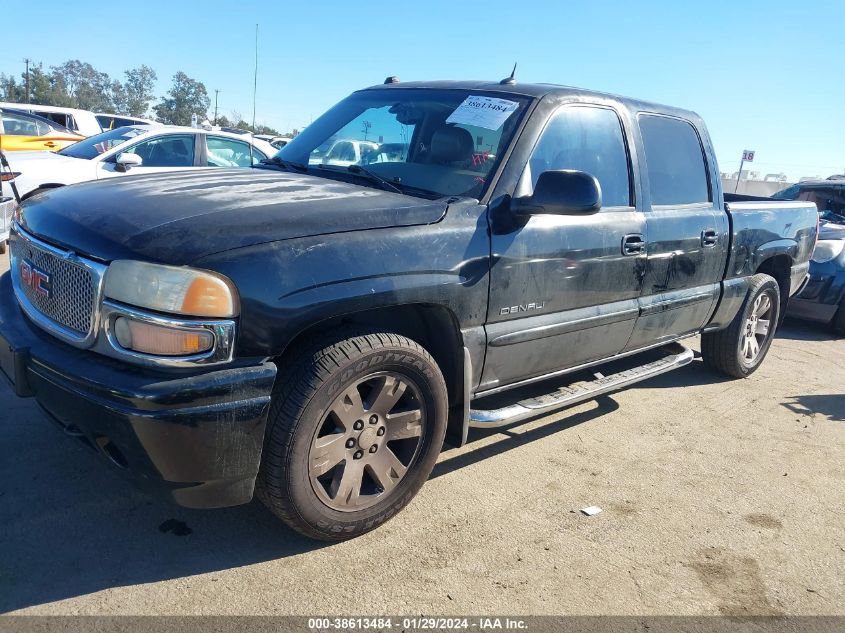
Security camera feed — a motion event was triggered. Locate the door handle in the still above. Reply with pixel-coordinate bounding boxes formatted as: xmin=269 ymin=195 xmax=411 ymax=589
xmin=44 ymin=141 xmax=56 ymax=148
xmin=701 ymin=229 xmax=718 ymax=247
xmin=622 ymin=234 xmax=646 ymax=256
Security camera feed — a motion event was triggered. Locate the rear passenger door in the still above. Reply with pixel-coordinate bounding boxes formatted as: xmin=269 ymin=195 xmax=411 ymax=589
xmin=624 ymin=114 xmax=728 ymax=350
xmin=482 ymin=104 xmax=646 ymax=391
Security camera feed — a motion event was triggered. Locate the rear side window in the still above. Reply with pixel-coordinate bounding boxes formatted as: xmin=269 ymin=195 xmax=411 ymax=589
xmin=639 ymin=114 xmax=709 ymax=205
xmin=529 ymin=106 xmax=631 ymax=207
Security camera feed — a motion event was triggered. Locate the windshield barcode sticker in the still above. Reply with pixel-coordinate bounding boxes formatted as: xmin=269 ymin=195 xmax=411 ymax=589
xmin=445 ymin=96 xmax=519 ymax=130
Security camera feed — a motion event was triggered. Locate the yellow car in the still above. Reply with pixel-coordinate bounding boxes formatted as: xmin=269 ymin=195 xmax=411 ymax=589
xmin=0 ymin=108 xmax=83 ymax=152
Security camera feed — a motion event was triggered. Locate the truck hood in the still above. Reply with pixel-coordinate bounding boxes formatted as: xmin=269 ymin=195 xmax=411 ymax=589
xmin=17 ymin=169 xmax=449 ymax=264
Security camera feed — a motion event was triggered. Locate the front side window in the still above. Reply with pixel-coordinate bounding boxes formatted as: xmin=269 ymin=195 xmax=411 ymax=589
xmin=639 ymin=114 xmax=709 ymax=205
xmin=206 ymin=136 xmax=265 ymax=166
xmin=128 ymin=135 xmax=195 ymax=167
xmin=527 ymin=106 xmax=631 ymax=207
xmin=277 ymin=89 xmax=530 ymax=199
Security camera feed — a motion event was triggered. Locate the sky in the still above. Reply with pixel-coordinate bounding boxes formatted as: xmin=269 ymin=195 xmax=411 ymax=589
xmin=3 ymin=0 xmax=843 ymax=181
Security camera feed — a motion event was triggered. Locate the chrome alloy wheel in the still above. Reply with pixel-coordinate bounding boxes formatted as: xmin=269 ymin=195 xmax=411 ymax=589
xmin=308 ymin=372 xmax=426 ymax=512
xmin=741 ymin=291 xmax=774 ymax=364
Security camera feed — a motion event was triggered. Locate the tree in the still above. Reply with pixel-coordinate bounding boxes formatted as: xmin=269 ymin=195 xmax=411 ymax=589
xmin=49 ymin=60 xmax=116 ymax=111
xmin=0 ymin=74 xmax=23 ymax=102
xmin=123 ymin=65 xmax=157 ymax=118
xmin=154 ymin=71 xmax=210 ymax=125
xmin=27 ymin=64 xmax=56 ymax=105
xmin=110 ymin=80 xmax=127 ymax=115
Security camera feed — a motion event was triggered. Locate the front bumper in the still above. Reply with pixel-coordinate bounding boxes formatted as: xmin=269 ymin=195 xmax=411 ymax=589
xmin=0 ymin=272 xmax=277 ymax=508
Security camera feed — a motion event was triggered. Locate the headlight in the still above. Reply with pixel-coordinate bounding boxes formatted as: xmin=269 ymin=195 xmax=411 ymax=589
xmin=811 ymin=239 xmax=845 ymax=264
xmin=104 ymin=260 xmax=239 ymax=318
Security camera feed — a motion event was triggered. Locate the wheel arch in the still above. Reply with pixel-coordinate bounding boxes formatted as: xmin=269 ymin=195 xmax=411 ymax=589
xmin=755 ymin=253 xmax=792 ymax=322
xmin=273 ymin=303 xmax=467 ymax=416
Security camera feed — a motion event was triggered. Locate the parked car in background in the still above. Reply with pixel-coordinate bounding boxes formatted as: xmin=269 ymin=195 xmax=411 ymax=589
xmin=0 ymin=80 xmax=817 ymax=541
xmin=775 ymin=180 xmax=845 ymax=332
xmin=94 ymin=113 xmax=157 ymax=131
xmin=0 ymin=108 xmax=84 ymax=152
xmin=255 ymin=134 xmax=292 ymax=149
xmin=0 ymin=102 xmax=102 ymax=136
xmin=3 ymin=125 xmax=275 ymax=198
xmin=313 ymin=138 xmax=380 ymax=167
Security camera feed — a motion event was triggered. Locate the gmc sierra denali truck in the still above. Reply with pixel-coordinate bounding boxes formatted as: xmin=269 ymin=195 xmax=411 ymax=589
xmin=0 ymin=80 xmax=818 ymax=541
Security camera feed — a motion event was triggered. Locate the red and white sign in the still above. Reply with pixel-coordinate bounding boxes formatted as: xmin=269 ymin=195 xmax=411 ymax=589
xmin=742 ymin=150 xmax=755 ymax=162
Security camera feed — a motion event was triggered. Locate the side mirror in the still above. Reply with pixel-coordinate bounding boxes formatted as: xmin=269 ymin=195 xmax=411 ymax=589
xmin=115 ymin=153 xmax=143 ymax=172
xmin=512 ymin=169 xmax=602 ymax=216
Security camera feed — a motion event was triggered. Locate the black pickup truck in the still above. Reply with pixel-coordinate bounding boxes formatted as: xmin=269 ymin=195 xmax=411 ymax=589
xmin=0 ymin=80 xmax=818 ymax=540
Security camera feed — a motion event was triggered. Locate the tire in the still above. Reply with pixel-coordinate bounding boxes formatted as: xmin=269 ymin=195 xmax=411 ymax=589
xmin=832 ymin=298 xmax=845 ymax=336
xmin=701 ymin=273 xmax=781 ymax=378
xmin=256 ymin=329 xmax=448 ymax=541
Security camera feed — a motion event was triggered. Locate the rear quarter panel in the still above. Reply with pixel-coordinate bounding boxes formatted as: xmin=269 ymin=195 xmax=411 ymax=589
xmin=724 ymin=200 xmax=818 ymax=292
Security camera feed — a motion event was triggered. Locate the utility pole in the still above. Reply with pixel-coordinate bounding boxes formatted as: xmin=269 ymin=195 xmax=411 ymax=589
xmin=23 ymin=58 xmax=32 ymax=103
xmin=213 ymin=89 xmax=221 ymax=126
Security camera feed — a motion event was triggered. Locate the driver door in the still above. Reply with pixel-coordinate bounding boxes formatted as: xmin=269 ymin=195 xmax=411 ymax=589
xmin=481 ymin=104 xmax=646 ymax=391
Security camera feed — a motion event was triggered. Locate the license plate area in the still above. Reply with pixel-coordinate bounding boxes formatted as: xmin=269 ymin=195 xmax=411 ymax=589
xmin=0 ymin=334 xmax=32 ymax=397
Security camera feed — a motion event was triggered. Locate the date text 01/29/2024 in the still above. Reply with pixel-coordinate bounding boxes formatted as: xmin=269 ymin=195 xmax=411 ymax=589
xmin=307 ymin=617 xmax=528 ymax=630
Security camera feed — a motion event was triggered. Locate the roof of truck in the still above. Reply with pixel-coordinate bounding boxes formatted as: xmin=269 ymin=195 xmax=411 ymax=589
xmin=363 ymin=79 xmax=702 ymax=122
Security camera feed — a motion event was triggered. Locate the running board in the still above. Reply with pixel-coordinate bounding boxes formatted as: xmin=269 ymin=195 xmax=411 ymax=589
xmin=469 ymin=343 xmax=694 ymax=428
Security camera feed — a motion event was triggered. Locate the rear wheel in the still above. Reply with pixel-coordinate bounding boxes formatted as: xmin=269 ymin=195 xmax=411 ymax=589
xmin=701 ymin=273 xmax=781 ymax=378
xmin=256 ymin=329 xmax=448 ymax=541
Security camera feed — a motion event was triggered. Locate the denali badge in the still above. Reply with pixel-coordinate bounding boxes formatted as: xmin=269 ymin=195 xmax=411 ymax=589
xmin=500 ymin=302 xmax=545 ymax=316
xmin=20 ymin=259 xmax=52 ymax=299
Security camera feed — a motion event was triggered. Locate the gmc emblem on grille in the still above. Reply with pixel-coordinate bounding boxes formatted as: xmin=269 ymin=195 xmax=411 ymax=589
xmin=20 ymin=259 xmax=53 ymax=298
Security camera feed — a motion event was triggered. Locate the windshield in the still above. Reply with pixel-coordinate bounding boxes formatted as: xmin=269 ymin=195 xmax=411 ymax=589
xmin=275 ymin=88 xmax=531 ymax=199
xmin=58 ymin=126 xmax=149 ymax=160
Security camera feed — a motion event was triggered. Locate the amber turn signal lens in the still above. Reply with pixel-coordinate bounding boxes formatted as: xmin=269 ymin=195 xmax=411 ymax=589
xmin=181 ymin=276 xmax=236 ymax=317
xmin=114 ymin=317 xmax=214 ymax=356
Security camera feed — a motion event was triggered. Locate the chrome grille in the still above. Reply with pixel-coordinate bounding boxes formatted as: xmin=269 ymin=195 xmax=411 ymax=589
xmin=0 ymin=197 xmax=14 ymax=235
xmin=10 ymin=232 xmax=95 ymax=336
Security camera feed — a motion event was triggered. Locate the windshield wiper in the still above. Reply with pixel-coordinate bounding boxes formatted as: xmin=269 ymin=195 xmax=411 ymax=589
xmin=318 ymin=164 xmax=404 ymax=195
xmin=259 ymin=156 xmax=308 ymax=172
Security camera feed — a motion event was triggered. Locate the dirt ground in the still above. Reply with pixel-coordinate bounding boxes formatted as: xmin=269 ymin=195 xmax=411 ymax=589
xmin=0 ymin=253 xmax=842 ymax=616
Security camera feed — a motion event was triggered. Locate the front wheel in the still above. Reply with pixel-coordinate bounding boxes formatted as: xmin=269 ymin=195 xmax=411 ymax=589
xmin=701 ymin=273 xmax=781 ymax=378
xmin=256 ymin=329 xmax=448 ymax=541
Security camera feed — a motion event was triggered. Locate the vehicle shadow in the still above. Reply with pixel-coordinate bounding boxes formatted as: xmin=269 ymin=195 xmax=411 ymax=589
xmin=629 ymin=356 xmax=734 ymax=390
xmin=1 ymin=384 xmax=618 ymax=612
xmin=777 ymin=318 xmax=840 ymax=342
xmin=0 ymin=397 xmax=327 ymax=613
xmin=434 ymin=395 xmax=619 ymax=480
xmin=781 ymin=394 xmax=845 ymax=422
